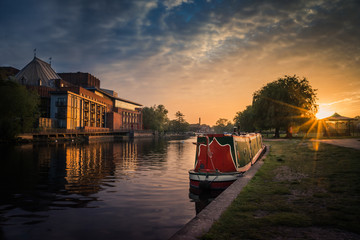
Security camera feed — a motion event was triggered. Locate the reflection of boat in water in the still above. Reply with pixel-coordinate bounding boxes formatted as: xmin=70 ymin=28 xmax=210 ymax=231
xmin=189 ymin=189 xmax=224 ymax=214
xmin=189 ymin=191 xmax=224 ymax=214
xmin=189 ymin=133 xmax=266 ymax=192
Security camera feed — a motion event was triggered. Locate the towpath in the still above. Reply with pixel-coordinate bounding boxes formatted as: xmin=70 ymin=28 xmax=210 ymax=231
xmin=264 ymin=138 xmax=360 ymax=150
xmin=311 ymin=138 xmax=360 ymax=150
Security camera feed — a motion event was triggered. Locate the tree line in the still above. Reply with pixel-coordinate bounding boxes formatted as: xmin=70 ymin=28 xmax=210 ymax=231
xmin=142 ymin=105 xmax=190 ymax=133
xmin=0 ymin=74 xmax=318 ymax=139
xmin=214 ymin=75 xmax=318 ymax=138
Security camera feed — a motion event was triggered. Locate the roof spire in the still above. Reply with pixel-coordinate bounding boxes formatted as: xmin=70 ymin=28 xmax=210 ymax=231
xmin=33 ymin=48 xmax=37 ymax=58
xmin=49 ymin=57 xmax=52 ymax=66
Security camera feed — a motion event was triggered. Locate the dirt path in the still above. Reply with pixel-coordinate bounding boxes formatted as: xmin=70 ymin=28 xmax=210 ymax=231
xmin=312 ymin=138 xmax=360 ymax=150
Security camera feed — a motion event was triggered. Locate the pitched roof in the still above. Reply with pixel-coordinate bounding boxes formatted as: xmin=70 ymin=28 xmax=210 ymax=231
xmin=324 ymin=113 xmax=356 ymax=121
xmin=15 ymin=57 xmax=61 ymax=88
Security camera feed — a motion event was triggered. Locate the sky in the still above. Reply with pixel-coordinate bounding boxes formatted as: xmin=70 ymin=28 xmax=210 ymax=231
xmin=1 ymin=0 xmax=359 ymax=125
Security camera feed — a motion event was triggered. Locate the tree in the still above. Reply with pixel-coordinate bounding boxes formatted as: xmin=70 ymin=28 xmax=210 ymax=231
xmin=0 ymin=78 xmax=40 ymax=140
xmin=213 ymin=118 xmax=234 ymax=134
xmin=252 ymin=75 xmax=317 ymax=138
xmin=175 ymin=111 xmax=185 ymax=123
xmin=169 ymin=111 xmax=189 ymax=133
xmin=233 ymin=105 xmax=255 ymax=132
xmin=142 ymin=104 xmax=169 ymax=132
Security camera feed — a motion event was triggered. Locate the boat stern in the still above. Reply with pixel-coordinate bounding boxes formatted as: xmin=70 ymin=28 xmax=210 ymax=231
xmin=189 ymin=170 xmax=242 ymax=190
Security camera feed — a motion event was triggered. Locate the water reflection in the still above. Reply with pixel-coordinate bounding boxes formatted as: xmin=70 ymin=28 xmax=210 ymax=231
xmin=0 ymin=137 xmax=196 ymax=240
xmin=64 ymin=143 xmax=115 ymax=194
xmin=189 ymin=189 xmax=224 ymax=214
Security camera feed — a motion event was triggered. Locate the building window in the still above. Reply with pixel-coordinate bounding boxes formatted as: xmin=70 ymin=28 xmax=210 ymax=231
xmin=56 ymin=97 xmax=67 ymax=106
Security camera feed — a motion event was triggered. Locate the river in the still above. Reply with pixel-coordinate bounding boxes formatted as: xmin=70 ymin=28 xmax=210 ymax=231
xmin=0 ymin=136 xmax=200 ymax=240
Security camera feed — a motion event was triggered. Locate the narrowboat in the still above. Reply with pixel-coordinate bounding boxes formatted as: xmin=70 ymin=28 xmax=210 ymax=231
xmin=189 ymin=133 xmax=266 ymax=192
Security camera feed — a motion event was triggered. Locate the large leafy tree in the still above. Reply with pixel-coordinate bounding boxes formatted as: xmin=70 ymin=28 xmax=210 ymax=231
xmin=233 ymin=105 xmax=255 ymax=132
xmin=142 ymin=104 xmax=169 ymax=132
xmin=213 ymin=118 xmax=234 ymax=134
xmin=252 ymin=75 xmax=317 ymax=138
xmin=0 ymin=78 xmax=40 ymax=140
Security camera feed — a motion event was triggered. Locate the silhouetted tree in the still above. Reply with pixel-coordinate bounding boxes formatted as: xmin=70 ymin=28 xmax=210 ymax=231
xmin=169 ymin=111 xmax=189 ymax=133
xmin=175 ymin=111 xmax=184 ymax=122
xmin=213 ymin=118 xmax=234 ymax=134
xmin=234 ymin=105 xmax=255 ymax=132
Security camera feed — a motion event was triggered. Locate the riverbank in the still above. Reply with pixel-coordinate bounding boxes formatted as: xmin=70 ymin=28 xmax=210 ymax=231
xmin=201 ymin=139 xmax=360 ymax=239
xmin=11 ymin=130 xmax=192 ymax=143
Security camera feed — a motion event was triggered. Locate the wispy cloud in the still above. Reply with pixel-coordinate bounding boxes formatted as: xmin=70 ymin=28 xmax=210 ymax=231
xmin=1 ymin=0 xmax=359 ymax=123
xmin=322 ymin=98 xmax=356 ymax=106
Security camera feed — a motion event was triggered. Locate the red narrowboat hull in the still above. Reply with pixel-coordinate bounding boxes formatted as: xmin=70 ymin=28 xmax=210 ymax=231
xmin=189 ymin=133 xmax=265 ymax=191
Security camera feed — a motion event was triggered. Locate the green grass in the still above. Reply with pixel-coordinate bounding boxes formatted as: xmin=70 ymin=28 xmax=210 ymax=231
xmin=202 ymin=140 xmax=360 ymax=240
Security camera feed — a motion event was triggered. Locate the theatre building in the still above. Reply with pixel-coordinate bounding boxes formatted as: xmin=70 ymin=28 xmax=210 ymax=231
xmin=14 ymin=57 xmax=143 ymax=131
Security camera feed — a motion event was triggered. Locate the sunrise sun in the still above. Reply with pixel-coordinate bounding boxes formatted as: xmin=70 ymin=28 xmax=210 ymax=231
xmin=316 ymin=106 xmax=334 ymax=119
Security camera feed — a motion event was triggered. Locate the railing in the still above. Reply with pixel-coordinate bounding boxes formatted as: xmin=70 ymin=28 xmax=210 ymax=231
xmin=32 ymin=128 xmax=111 ymax=134
xmin=29 ymin=128 xmax=150 ymax=134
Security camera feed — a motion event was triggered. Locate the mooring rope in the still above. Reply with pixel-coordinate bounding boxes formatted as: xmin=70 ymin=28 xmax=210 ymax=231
xmin=206 ymin=136 xmax=216 ymax=171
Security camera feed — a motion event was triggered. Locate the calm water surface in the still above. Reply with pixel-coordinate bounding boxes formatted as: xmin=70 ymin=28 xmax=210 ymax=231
xmin=0 ymin=137 xmax=199 ymax=240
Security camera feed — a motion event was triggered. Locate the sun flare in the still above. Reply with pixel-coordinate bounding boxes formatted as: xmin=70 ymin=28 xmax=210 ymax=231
xmin=316 ymin=106 xmax=334 ymax=119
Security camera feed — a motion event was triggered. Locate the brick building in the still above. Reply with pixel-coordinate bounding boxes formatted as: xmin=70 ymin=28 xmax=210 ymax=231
xmin=59 ymin=72 xmax=100 ymax=88
xmin=85 ymin=87 xmax=143 ymax=130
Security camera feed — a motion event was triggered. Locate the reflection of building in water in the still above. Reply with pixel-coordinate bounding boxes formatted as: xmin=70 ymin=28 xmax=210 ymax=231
xmin=121 ymin=141 xmax=137 ymax=170
xmin=64 ymin=143 xmax=115 ymax=195
xmin=59 ymin=141 xmax=140 ymax=194
xmin=111 ymin=141 xmax=138 ymax=171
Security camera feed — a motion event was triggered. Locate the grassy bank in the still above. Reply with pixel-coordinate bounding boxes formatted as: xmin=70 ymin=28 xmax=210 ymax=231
xmin=202 ymin=140 xmax=360 ymax=239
